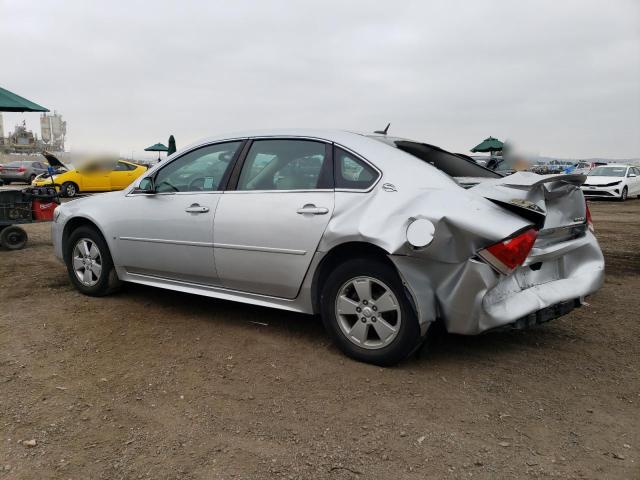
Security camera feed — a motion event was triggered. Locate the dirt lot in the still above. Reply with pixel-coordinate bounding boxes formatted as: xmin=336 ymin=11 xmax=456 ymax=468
xmin=1 ymin=199 xmax=638 ymax=480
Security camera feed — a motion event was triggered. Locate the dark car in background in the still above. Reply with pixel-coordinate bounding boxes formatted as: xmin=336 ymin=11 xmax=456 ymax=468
xmin=0 ymin=160 xmax=49 ymax=185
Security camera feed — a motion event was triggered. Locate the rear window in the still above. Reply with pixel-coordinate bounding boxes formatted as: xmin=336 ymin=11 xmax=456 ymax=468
xmin=6 ymin=161 xmax=25 ymax=167
xmin=370 ymin=137 xmax=501 ymax=179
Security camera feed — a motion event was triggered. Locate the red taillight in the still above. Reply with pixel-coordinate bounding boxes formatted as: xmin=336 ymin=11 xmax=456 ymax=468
xmin=479 ymin=228 xmax=538 ymax=275
xmin=585 ymin=201 xmax=594 ymax=232
xmin=17 ymin=166 xmax=26 ymax=172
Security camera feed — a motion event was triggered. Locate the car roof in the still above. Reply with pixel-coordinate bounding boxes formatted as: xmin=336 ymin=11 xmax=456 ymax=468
xmin=154 ymin=129 xmax=460 ymax=190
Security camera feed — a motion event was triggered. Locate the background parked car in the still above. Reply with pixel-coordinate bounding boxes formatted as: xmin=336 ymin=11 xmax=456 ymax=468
xmin=32 ymin=159 xmax=147 ymax=197
xmin=0 ymin=160 xmax=49 ymax=184
xmin=581 ymin=165 xmax=640 ymax=201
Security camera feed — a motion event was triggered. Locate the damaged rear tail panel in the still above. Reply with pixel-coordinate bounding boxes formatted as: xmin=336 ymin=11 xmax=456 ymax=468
xmin=387 ymin=172 xmax=604 ymax=335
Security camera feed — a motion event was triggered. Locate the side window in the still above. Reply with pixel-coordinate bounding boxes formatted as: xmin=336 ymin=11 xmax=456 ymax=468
xmin=114 ymin=162 xmax=131 ymax=171
xmin=237 ymin=139 xmax=329 ymax=191
xmin=334 ymin=147 xmax=379 ymax=190
xmin=154 ymin=141 xmax=241 ymax=193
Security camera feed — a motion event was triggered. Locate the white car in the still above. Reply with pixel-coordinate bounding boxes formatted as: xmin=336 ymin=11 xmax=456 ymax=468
xmin=581 ymin=165 xmax=640 ymax=201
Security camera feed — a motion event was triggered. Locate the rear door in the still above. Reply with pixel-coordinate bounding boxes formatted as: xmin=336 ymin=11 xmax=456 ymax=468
xmin=213 ymin=138 xmax=334 ymax=298
xmin=113 ymin=141 xmax=243 ymax=284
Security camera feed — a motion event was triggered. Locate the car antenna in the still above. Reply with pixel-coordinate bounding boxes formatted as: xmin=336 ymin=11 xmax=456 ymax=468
xmin=374 ymin=123 xmax=391 ymax=135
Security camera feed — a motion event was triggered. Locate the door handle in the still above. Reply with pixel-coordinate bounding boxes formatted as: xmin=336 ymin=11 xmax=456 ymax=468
xmin=296 ymin=204 xmax=329 ymax=215
xmin=185 ymin=203 xmax=209 ymax=213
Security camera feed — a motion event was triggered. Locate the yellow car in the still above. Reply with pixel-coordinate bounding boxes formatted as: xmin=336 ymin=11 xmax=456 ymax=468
xmin=33 ymin=160 xmax=147 ymax=197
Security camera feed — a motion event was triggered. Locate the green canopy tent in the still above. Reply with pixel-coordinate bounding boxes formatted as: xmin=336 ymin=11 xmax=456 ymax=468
xmin=167 ymin=135 xmax=176 ymax=156
xmin=0 ymin=86 xmax=49 ymax=112
xmin=471 ymin=136 xmax=504 ymax=156
xmin=144 ymin=142 xmax=168 ymax=161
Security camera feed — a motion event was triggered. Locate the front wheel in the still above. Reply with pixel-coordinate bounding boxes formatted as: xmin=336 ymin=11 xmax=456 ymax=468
xmin=320 ymin=258 xmax=421 ymax=366
xmin=65 ymin=226 xmax=121 ymax=296
xmin=61 ymin=181 xmax=78 ymax=198
xmin=620 ymin=186 xmax=628 ymax=202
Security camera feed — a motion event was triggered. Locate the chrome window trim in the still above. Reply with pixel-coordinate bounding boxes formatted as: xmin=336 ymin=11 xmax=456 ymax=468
xmin=127 ymin=190 xmax=225 ymax=197
xmin=223 ymin=189 xmax=333 ymax=195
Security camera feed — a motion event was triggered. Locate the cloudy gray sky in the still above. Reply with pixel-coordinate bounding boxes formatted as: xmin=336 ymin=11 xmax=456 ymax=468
xmin=1 ymin=0 xmax=639 ymax=159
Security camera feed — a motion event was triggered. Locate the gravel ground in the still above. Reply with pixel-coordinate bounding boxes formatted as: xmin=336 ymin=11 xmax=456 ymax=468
xmin=0 ymin=199 xmax=638 ymax=479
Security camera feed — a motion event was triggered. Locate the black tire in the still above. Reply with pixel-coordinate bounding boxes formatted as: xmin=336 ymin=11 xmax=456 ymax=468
xmin=29 ymin=174 xmax=36 ymax=184
xmin=620 ymin=186 xmax=628 ymax=202
xmin=61 ymin=181 xmax=79 ymax=198
xmin=65 ymin=225 xmax=121 ymax=296
xmin=0 ymin=226 xmax=28 ymax=250
xmin=320 ymin=257 xmax=421 ymax=366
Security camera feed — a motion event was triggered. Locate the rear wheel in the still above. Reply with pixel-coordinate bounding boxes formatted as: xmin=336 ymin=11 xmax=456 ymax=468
xmin=62 ymin=182 xmax=78 ymax=198
xmin=0 ymin=226 xmax=28 ymax=250
xmin=29 ymin=174 xmax=36 ymax=184
xmin=320 ymin=258 xmax=421 ymax=366
xmin=65 ymin=226 xmax=121 ymax=296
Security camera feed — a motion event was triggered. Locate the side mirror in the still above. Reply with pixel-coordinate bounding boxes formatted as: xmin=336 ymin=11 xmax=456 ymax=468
xmin=134 ymin=177 xmax=155 ymax=194
xmin=629 ymin=173 xmax=637 ymax=178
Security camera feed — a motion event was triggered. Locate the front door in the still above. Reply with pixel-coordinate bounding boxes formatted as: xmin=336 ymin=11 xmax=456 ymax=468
xmin=214 ymin=138 xmax=334 ymax=298
xmin=80 ymin=164 xmax=111 ymax=191
xmin=113 ymin=141 xmax=243 ymax=284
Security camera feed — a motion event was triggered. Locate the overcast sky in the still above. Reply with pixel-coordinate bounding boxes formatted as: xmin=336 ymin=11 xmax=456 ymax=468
xmin=1 ymin=0 xmax=639 ymax=159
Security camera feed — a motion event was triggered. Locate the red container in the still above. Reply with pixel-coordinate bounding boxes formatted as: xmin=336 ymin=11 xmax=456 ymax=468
xmin=32 ymin=200 xmax=57 ymax=221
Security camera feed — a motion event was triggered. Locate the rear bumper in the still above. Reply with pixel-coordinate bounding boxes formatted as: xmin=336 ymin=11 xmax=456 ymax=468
xmin=505 ymin=298 xmax=581 ymax=331
xmin=0 ymin=174 xmax=29 ymax=182
xmin=390 ymin=230 xmax=605 ymax=335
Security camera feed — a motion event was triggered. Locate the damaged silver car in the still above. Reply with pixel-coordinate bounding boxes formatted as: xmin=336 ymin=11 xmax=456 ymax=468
xmin=51 ymin=129 xmax=604 ymax=365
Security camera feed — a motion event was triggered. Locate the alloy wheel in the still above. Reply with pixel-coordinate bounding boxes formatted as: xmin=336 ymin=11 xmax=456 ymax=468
xmin=335 ymin=276 xmax=402 ymax=350
xmin=72 ymin=238 xmax=103 ymax=286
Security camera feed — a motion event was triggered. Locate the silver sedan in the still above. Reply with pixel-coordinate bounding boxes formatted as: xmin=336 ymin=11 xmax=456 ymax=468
xmin=51 ymin=129 xmax=604 ymax=365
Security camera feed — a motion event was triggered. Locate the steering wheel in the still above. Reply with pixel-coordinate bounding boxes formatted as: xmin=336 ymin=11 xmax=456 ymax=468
xmin=155 ymin=180 xmax=179 ymax=192
xmin=188 ymin=177 xmax=208 ymax=191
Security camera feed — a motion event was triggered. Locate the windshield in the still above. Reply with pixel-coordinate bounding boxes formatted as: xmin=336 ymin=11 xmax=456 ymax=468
xmin=588 ymin=166 xmax=627 ymax=177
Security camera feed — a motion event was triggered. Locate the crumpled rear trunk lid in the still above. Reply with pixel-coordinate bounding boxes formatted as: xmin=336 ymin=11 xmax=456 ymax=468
xmin=466 ymin=172 xmax=588 ymax=244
